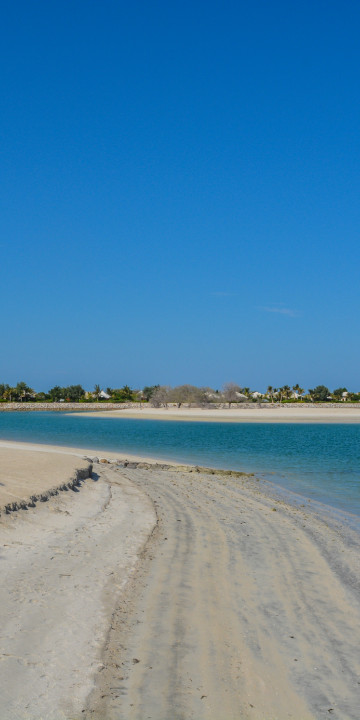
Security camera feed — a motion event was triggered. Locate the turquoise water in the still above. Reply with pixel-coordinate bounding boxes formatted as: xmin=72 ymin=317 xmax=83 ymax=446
xmin=0 ymin=412 xmax=360 ymax=518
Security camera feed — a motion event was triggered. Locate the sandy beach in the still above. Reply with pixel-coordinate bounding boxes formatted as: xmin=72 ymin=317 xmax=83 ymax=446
xmin=72 ymin=404 xmax=360 ymax=423
xmin=0 ymin=446 xmax=91 ymax=512
xmin=1 ymin=441 xmax=359 ymax=719
xmin=0 ymin=443 xmax=156 ymax=720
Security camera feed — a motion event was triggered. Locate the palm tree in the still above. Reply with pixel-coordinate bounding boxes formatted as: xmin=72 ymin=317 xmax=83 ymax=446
xmin=267 ymin=385 xmax=274 ymax=403
xmin=121 ymin=385 xmax=134 ymax=401
xmin=292 ymin=383 xmax=300 ymax=399
xmin=293 ymin=384 xmax=304 ymax=401
xmin=4 ymin=386 xmax=16 ymax=402
xmin=0 ymin=383 xmax=9 ymax=400
xmin=16 ymin=382 xmax=34 ymax=402
xmin=282 ymin=385 xmax=291 ymax=400
xmin=94 ymin=384 xmax=101 ymax=400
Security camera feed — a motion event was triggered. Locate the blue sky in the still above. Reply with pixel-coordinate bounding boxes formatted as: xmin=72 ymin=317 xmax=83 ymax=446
xmin=1 ymin=0 xmax=359 ymax=391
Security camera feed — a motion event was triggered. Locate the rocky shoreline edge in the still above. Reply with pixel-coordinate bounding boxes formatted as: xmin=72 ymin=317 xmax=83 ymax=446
xmin=88 ymin=455 xmax=253 ymax=477
xmin=1 ymin=401 xmax=360 ymax=411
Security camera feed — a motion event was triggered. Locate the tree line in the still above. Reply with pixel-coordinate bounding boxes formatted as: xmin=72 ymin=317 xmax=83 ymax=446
xmin=0 ymin=381 xmax=359 ymax=404
xmin=0 ymin=383 xmax=138 ymax=403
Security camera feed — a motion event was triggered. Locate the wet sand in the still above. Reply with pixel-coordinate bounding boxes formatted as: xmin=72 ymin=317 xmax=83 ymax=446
xmin=1 ymin=443 xmax=359 ymax=719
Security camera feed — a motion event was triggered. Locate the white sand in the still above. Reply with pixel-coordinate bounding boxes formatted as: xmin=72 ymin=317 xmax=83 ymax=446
xmin=0 ymin=438 xmax=185 ymax=467
xmin=72 ymin=404 xmax=360 ymax=422
xmin=0 ymin=446 xmax=90 ymax=511
xmin=1 ymin=441 xmax=359 ymax=719
xmin=0 ymin=445 xmax=156 ymax=719
xmin=86 ymin=463 xmax=360 ymax=720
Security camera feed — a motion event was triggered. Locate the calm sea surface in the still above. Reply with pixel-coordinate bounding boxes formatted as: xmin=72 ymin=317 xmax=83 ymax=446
xmin=0 ymin=412 xmax=359 ymax=518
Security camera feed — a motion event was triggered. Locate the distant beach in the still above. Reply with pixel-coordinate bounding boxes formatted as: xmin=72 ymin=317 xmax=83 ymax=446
xmin=2 ymin=402 xmax=360 ymax=422
xmin=73 ymin=403 xmax=360 ymax=423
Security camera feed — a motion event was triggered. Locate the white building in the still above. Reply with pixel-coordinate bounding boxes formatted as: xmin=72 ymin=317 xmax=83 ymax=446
xmin=99 ymin=390 xmax=111 ymax=399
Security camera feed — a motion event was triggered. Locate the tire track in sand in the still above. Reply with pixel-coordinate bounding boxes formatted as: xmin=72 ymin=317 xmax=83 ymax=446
xmin=86 ymin=466 xmax=360 ymax=720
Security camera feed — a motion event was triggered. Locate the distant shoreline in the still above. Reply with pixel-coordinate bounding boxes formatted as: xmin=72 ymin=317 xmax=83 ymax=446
xmin=2 ymin=401 xmax=360 ymax=423
xmin=73 ymin=404 xmax=360 ymax=423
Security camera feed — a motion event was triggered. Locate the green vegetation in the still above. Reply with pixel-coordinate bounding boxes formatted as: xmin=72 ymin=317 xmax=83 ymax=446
xmin=308 ymin=385 xmax=330 ymax=402
xmin=142 ymin=385 xmax=160 ymax=402
xmin=333 ymin=387 xmax=348 ymax=398
xmin=105 ymin=385 xmax=137 ymax=402
xmin=0 ymin=381 xmax=359 ymax=404
xmin=0 ymin=382 xmax=34 ymax=402
xmin=48 ymin=385 xmax=85 ymax=402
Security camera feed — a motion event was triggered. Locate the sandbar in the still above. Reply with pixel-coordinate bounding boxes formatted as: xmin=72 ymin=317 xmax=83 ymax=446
xmin=71 ymin=404 xmax=360 ymax=423
xmin=1 ymin=440 xmax=359 ymax=719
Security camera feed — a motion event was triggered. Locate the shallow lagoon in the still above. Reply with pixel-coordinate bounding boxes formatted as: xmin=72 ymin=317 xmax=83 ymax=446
xmin=0 ymin=412 xmax=359 ymax=517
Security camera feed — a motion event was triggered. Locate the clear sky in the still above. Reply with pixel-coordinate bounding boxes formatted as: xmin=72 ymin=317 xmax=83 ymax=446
xmin=1 ymin=0 xmax=359 ymax=392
